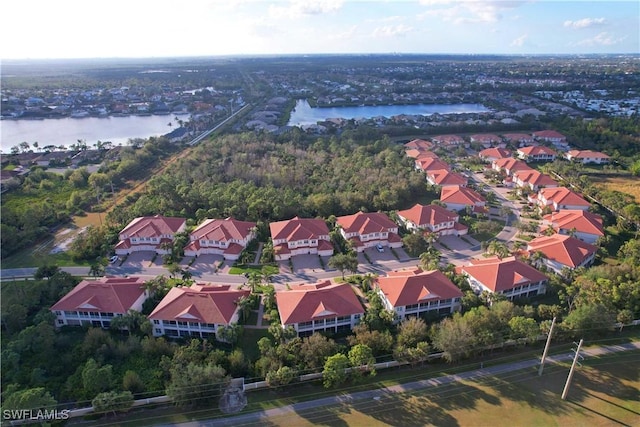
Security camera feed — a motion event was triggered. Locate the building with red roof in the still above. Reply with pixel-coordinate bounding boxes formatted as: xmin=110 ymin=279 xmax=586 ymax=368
xmin=336 ymin=212 xmax=402 ymax=252
xmin=269 ymin=216 xmax=333 ymax=261
xmin=404 ymin=139 xmax=434 ymax=151
xmin=275 ymin=281 xmax=364 ymax=337
xmin=397 ymin=203 xmax=468 ymax=236
xmin=491 ymin=158 xmax=533 ymax=176
xmin=431 ymin=134 xmax=466 ymax=148
xmin=405 ymin=149 xmax=438 ymax=160
xmin=376 ymin=269 xmax=463 ymax=321
xmin=458 ymin=257 xmax=549 ymax=301
xmin=526 ymin=235 xmax=597 ymax=274
xmin=501 ymin=133 xmax=535 ymax=146
xmin=148 ymin=284 xmax=249 ymax=339
xmin=183 ymin=218 xmax=257 ymax=260
xmin=532 ymin=130 xmax=569 ymax=150
xmin=414 ymin=157 xmax=451 ymax=173
xmin=530 ymin=187 xmax=591 ymax=212
xmin=51 ymin=277 xmax=147 ymax=328
xmin=440 ymin=185 xmax=487 ymax=213
xmin=470 ymin=134 xmax=501 ymax=148
xmin=565 ymin=150 xmax=610 ymax=165
xmin=541 ymin=210 xmax=604 ymax=245
xmin=478 ymin=147 xmax=511 ymax=162
xmin=115 ymin=215 xmax=186 ymax=256
xmin=512 ymin=169 xmax=558 ymax=192
xmin=426 ymin=169 xmax=468 ymax=188
xmin=517 ymin=146 xmax=557 ymax=162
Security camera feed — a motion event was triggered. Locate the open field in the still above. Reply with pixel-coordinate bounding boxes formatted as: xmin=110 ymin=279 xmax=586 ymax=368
xmin=592 ymin=175 xmax=640 ymax=203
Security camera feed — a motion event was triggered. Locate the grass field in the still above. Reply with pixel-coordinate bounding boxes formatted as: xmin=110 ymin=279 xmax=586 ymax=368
xmin=593 ymin=175 xmax=640 ymax=203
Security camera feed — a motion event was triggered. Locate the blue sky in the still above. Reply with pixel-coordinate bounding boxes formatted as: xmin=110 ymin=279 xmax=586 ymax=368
xmin=1 ymin=0 xmax=638 ymax=59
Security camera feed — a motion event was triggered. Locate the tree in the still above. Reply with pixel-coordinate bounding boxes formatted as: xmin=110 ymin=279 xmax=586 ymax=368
xmin=328 ymin=252 xmax=358 ymax=279
xmin=616 ymin=309 xmax=634 ymax=332
xmin=299 ymin=333 xmax=339 ymax=372
xmin=82 ymin=358 xmax=114 ymax=398
xmin=216 ymin=323 xmax=242 ymax=345
xmin=348 ymin=344 xmax=376 ymax=378
xmin=2 ymin=386 xmax=57 ymax=411
xmin=122 ymin=370 xmax=145 ymax=394
xmin=92 ymin=391 xmax=134 ymax=416
xmin=266 ymin=366 xmax=296 ymax=389
xmin=167 ymin=362 xmax=229 ymax=408
xmin=402 ymin=232 xmax=427 ymax=257
xmin=431 ymin=313 xmax=476 ymax=363
xmin=347 ymin=324 xmax=394 ymax=357
xmin=322 ymin=353 xmax=350 ymax=388
xmin=394 ymin=341 xmax=431 ymax=366
xmin=89 ymin=262 xmax=105 ymax=278
xmin=563 ymin=304 xmax=616 ymax=338
xmin=508 ymin=316 xmax=540 ymax=344
xmin=362 ymin=291 xmax=394 ymax=331
xmin=419 ymin=248 xmax=441 ymax=271
xmin=110 ymin=309 xmax=151 ymax=336
xmin=396 ymin=317 xmax=429 ymax=348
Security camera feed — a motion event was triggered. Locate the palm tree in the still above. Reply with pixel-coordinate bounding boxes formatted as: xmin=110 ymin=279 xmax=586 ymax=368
xmin=530 ymin=250 xmax=547 ymax=268
xmin=419 ymin=248 xmax=441 ymax=271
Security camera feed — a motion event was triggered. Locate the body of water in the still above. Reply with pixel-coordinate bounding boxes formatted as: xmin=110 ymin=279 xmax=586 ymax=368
xmin=288 ymin=99 xmax=490 ymax=126
xmin=0 ymin=115 xmax=183 ymax=152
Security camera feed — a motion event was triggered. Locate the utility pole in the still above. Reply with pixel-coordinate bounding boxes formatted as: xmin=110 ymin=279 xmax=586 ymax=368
xmin=538 ymin=316 xmax=556 ymax=376
xmin=561 ymin=339 xmax=584 ymax=400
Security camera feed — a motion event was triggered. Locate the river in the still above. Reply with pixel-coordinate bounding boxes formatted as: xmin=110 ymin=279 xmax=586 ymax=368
xmin=288 ymin=99 xmax=490 ymax=126
xmin=0 ymin=114 xmax=182 ymax=152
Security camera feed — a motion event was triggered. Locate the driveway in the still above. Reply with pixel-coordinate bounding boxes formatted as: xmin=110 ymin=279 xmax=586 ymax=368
xmin=189 ymin=254 xmax=225 ymax=275
xmin=120 ymin=251 xmax=156 ymax=268
xmin=285 ymin=254 xmax=325 ymax=274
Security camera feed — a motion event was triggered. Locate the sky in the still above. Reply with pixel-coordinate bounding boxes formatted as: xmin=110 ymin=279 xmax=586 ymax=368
xmin=1 ymin=0 xmax=638 ymax=59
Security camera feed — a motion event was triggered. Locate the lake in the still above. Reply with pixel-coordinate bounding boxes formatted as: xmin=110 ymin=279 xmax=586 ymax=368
xmin=0 ymin=115 xmax=182 ymax=152
xmin=288 ymin=99 xmax=490 ymax=126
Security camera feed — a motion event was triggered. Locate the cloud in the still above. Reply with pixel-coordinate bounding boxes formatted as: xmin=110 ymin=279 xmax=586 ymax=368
xmin=373 ymin=24 xmax=414 ymax=38
xmin=576 ymin=32 xmax=626 ymax=46
xmin=269 ymin=0 xmax=344 ymax=19
xmin=510 ymin=34 xmax=527 ymax=47
xmin=564 ymin=17 xmax=607 ymax=29
xmin=419 ymin=0 xmax=525 ymax=25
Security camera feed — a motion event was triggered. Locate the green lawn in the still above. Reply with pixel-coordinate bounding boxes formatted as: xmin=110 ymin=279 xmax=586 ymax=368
xmin=1 ymin=245 xmax=89 ymax=269
xmin=228 ymin=264 xmax=279 ymax=276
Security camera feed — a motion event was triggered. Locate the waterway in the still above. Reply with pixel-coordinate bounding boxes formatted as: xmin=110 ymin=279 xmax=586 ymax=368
xmin=288 ymin=99 xmax=490 ymax=126
xmin=0 ymin=114 xmax=182 ymax=152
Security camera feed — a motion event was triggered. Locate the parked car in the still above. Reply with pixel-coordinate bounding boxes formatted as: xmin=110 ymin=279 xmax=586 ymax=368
xmin=376 ymin=243 xmax=384 ymax=253
xmin=109 ymin=255 xmax=119 ymax=264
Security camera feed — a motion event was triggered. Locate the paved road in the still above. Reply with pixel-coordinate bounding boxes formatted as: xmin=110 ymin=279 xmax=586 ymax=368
xmin=160 ymin=341 xmax=640 ymax=427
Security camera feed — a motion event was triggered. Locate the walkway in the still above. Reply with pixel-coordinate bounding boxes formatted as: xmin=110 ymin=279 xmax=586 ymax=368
xmin=162 ymin=341 xmax=640 ymax=426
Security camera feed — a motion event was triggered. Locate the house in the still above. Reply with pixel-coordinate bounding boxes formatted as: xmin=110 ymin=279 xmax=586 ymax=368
xmin=541 ymin=210 xmax=604 ymax=244
xmin=530 ymin=187 xmax=591 ymax=212
xmin=275 ymin=281 xmax=364 ymax=337
xmin=512 ymin=169 xmax=558 ymax=192
xmin=183 ymin=218 xmax=257 ymax=260
xmin=405 ymin=149 xmax=438 ymax=160
xmin=115 ymin=215 xmax=187 ymax=256
xmin=532 ymin=130 xmax=569 ymax=150
xmin=50 ymin=277 xmax=147 ymax=328
xmin=565 ymin=150 xmax=610 ymax=165
xmin=34 ymin=151 xmax=75 ymax=167
xmin=501 ymin=133 xmax=535 ymax=146
xmin=492 ymin=158 xmax=533 ymax=176
xmin=470 ymin=134 xmax=501 ymax=148
xmin=479 ymin=147 xmax=511 ymax=162
xmin=269 ymin=216 xmax=333 ymax=261
xmin=376 ymin=269 xmax=463 ymax=322
xmin=458 ymin=257 xmax=549 ymax=301
xmin=431 ymin=134 xmax=466 ymax=148
xmin=148 ymin=284 xmax=250 ymax=339
xmin=440 ymin=185 xmax=487 ymax=213
xmin=404 ymin=139 xmax=434 ymax=151
xmin=415 ymin=157 xmax=450 ymax=173
xmin=517 ymin=146 xmax=557 ymax=162
xmin=426 ymin=169 xmax=468 ymax=187
xmin=526 ymin=235 xmax=597 ymax=274
xmin=397 ymin=203 xmax=468 ymax=236
xmin=336 ymin=211 xmax=403 ymax=252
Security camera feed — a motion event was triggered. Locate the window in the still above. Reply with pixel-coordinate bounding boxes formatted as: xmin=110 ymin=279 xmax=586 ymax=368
xmin=57 ymin=320 xmax=64 ymax=325
xmin=155 ymin=328 xmax=162 ymax=334
xmin=153 ymin=320 xmax=160 ymax=325
xmin=178 ymin=321 xmax=188 ymax=327
xmin=54 ymin=311 xmax=62 ymax=316
xmin=189 ymin=322 xmax=199 ymax=327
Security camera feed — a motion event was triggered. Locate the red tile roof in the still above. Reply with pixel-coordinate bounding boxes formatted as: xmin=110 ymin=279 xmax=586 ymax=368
xmin=148 ymin=285 xmax=250 ymax=324
xmin=492 ymin=158 xmax=533 ymax=173
xmin=191 ymin=218 xmax=256 ymax=242
xmin=532 ymin=130 xmax=566 ymax=140
xmin=270 ymin=216 xmax=330 ymax=241
xmin=119 ymin=215 xmax=186 ymax=238
xmin=518 ymin=146 xmax=556 ymax=156
xmin=397 ymin=204 xmax=459 ymax=227
xmin=538 ymin=187 xmax=590 ymax=208
xmin=276 ymin=281 xmax=364 ymax=325
xmin=376 ymin=269 xmax=463 ymax=307
xmin=543 ymin=210 xmax=604 ymax=237
xmin=526 ymin=235 xmax=597 ymax=268
xmin=566 ymin=150 xmax=610 ymax=159
xmin=479 ymin=147 xmax=511 ymax=159
xmin=427 ymin=169 xmax=468 ymax=186
xmin=337 ymin=212 xmax=397 ymax=235
xmin=416 ymin=157 xmax=451 ymax=172
xmin=512 ymin=169 xmax=558 ymax=187
xmin=502 ymin=133 xmax=533 ymax=142
xmin=51 ymin=277 xmax=146 ymax=313
xmin=432 ymin=135 xmax=465 ymax=145
xmin=406 ymin=149 xmax=439 ymax=160
xmin=460 ymin=256 xmax=548 ymax=292
xmin=440 ymin=185 xmax=486 ymax=206
xmin=404 ymin=139 xmax=434 ymax=151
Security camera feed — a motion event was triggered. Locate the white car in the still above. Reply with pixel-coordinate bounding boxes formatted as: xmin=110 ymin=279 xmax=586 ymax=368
xmin=376 ymin=244 xmax=384 ymax=253
xmin=109 ymin=255 xmax=119 ymax=264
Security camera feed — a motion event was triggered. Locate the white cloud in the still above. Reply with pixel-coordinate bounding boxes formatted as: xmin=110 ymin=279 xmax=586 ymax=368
xmin=510 ymin=34 xmax=527 ymax=47
xmin=269 ymin=0 xmax=344 ymax=19
xmin=373 ymin=24 xmax=414 ymax=38
xmin=564 ymin=17 xmax=607 ymax=29
xmin=419 ymin=0 xmax=525 ymax=25
xmin=576 ymin=32 xmax=626 ymax=46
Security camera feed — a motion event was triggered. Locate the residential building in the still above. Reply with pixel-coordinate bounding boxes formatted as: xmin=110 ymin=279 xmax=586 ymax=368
xmin=376 ymin=269 xmax=463 ymax=322
xmin=51 ymin=277 xmax=147 ymax=328
xmin=336 ymin=211 xmax=402 ymax=252
xmin=415 ymin=157 xmax=450 ymax=173
xmin=431 ymin=134 xmax=466 ymax=148
xmin=512 ymin=169 xmax=558 ymax=192
xmin=405 ymin=149 xmax=438 ymax=160
xmin=527 ymin=235 xmax=597 ymax=274
xmin=404 ymin=138 xmax=434 ymax=151
xmin=530 ymin=187 xmax=591 ymax=212
xmin=470 ymin=134 xmax=501 ymax=148
xmin=269 ymin=216 xmax=333 ymax=261
xmin=565 ymin=150 xmax=610 ymax=165
xmin=440 ymin=185 xmax=487 ymax=213
xmin=426 ymin=169 xmax=468 ymax=187
xmin=397 ymin=203 xmax=468 ymax=236
xmin=491 ymin=158 xmax=533 ymax=176
xmin=532 ymin=130 xmax=569 ymax=150
xmin=458 ymin=257 xmax=549 ymax=300
xmin=516 ymin=146 xmax=557 ymax=162
xmin=501 ymin=133 xmax=535 ymax=146
xmin=183 ymin=218 xmax=257 ymax=260
xmin=541 ymin=210 xmax=604 ymax=244
xmin=148 ymin=284 xmax=249 ymax=339
xmin=115 ymin=215 xmax=186 ymax=256
xmin=275 ymin=281 xmax=364 ymax=337
xmin=478 ymin=147 xmax=511 ymax=162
